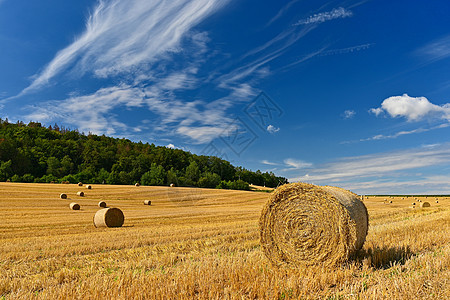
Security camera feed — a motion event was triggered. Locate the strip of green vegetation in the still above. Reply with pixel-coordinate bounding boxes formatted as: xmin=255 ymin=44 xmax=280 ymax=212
xmin=0 ymin=119 xmax=288 ymax=190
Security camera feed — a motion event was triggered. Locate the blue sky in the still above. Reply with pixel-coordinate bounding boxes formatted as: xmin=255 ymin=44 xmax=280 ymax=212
xmin=1 ymin=0 xmax=450 ymax=194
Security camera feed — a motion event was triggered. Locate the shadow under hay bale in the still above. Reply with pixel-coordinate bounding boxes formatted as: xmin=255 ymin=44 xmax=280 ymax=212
xmin=70 ymin=203 xmax=80 ymax=210
xmin=259 ymin=182 xmax=368 ymax=267
xmin=60 ymin=193 xmax=67 ymax=199
xmin=93 ymin=208 xmax=124 ymax=228
xmin=355 ymin=245 xmax=414 ymax=269
xmin=98 ymin=201 xmax=107 ymax=208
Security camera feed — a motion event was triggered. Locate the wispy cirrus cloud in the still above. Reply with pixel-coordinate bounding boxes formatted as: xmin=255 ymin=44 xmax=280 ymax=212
xmin=294 ymin=7 xmax=353 ymax=26
xmin=415 ymin=34 xmax=450 ymax=64
xmin=290 ymin=144 xmax=450 ymax=186
xmin=17 ymin=0 xmax=229 ymax=95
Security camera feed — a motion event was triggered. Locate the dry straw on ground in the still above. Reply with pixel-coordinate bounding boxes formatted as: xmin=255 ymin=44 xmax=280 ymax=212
xmin=259 ymin=182 xmax=368 ymax=268
xmin=144 ymin=200 xmax=152 ymax=205
xmin=420 ymin=202 xmax=431 ymax=208
xmin=69 ymin=203 xmax=80 ymax=210
xmin=93 ymin=208 xmax=124 ymax=228
xmin=77 ymin=191 xmax=84 ymax=197
xmin=59 ymin=193 xmax=67 ymax=199
xmin=86 ymin=185 xmax=92 ymax=189
xmin=98 ymin=201 xmax=107 ymax=208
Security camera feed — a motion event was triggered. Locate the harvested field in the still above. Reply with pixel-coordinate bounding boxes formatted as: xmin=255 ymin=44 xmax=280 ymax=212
xmin=0 ymin=183 xmax=449 ymax=299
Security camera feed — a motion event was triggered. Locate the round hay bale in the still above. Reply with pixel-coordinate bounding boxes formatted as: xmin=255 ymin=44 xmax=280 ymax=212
xmin=420 ymin=202 xmax=431 ymax=208
xmin=98 ymin=201 xmax=107 ymax=208
xmin=170 ymin=183 xmax=174 ymax=187
xmin=389 ymin=200 xmax=393 ymax=203
xmin=436 ymin=200 xmax=439 ymax=203
xmin=135 ymin=182 xmax=140 ymax=187
xmin=144 ymin=200 xmax=152 ymax=205
xmin=70 ymin=203 xmax=80 ymax=210
xmin=259 ymin=183 xmax=368 ymax=267
xmin=78 ymin=182 xmax=83 ymax=186
xmin=60 ymin=193 xmax=67 ymax=199
xmin=77 ymin=191 xmax=84 ymax=197
xmin=93 ymin=208 xmax=124 ymax=228
xmin=412 ymin=202 xmax=416 ymax=206
xmin=86 ymin=185 xmax=92 ymax=189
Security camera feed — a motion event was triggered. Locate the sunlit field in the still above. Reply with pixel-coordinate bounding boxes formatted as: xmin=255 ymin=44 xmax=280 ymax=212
xmin=1 ymin=183 xmax=449 ymax=299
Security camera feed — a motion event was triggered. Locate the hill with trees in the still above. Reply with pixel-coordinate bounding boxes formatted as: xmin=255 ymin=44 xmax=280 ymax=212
xmin=0 ymin=119 xmax=288 ymax=190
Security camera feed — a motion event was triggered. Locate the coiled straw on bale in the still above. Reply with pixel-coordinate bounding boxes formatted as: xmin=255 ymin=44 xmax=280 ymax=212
xmin=70 ymin=203 xmax=80 ymax=210
xmin=420 ymin=202 xmax=431 ymax=208
xmin=93 ymin=208 xmax=124 ymax=228
xmin=259 ymin=183 xmax=368 ymax=267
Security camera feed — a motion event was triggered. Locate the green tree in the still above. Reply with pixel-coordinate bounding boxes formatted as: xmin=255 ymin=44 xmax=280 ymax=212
xmin=141 ymin=163 xmax=166 ymax=186
xmin=198 ymin=172 xmax=221 ymax=188
xmin=185 ymin=161 xmax=200 ymax=185
xmin=0 ymin=160 xmax=13 ymax=181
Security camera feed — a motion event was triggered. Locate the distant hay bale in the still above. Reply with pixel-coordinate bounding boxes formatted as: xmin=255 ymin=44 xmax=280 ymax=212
xmin=259 ymin=183 xmax=368 ymax=267
xmin=93 ymin=208 xmax=124 ymax=228
xmin=144 ymin=200 xmax=152 ymax=205
xmin=135 ymin=183 xmax=140 ymax=187
xmin=77 ymin=191 xmax=84 ymax=197
xmin=170 ymin=183 xmax=174 ymax=187
xmin=420 ymin=202 xmax=431 ymax=208
xmin=98 ymin=201 xmax=107 ymax=208
xmin=78 ymin=182 xmax=83 ymax=186
xmin=412 ymin=202 xmax=416 ymax=206
xmin=70 ymin=203 xmax=80 ymax=210
xmin=436 ymin=200 xmax=439 ymax=203
xmin=60 ymin=193 xmax=67 ymax=199
xmin=86 ymin=185 xmax=92 ymax=189
xmin=389 ymin=200 xmax=393 ymax=203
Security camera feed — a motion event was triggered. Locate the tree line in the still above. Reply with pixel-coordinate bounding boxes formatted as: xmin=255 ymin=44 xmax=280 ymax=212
xmin=0 ymin=119 xmax=288 ymax=190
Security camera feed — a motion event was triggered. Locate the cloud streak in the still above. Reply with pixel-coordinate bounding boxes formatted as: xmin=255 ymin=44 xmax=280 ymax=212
xmin=294 ymin=7 xmax=353 ymax=26
xmin=290 ymin=144 xmax=450 ymax=184
xmin=19 ymin=0 xmax=229 ymax=95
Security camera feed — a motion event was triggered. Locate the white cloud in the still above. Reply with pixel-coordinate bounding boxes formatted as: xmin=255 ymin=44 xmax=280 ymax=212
xmin=343 ymin=110 xmax=355 ymax=119
xmin=294 ymin=7 xmax=353 ymax=26
xmin=19 ymin=0 xmax=229 ymax=95
xmin=267 ymin=124 xmax=280 ymax=133
xmin=290 ymin=143 xmax=450 ymax=184
xmin=283 ymin=158 xmax=313 ymax=170
xmin=415 ymin=34 xmax=450 ymax=63
xmin=261 ymin=160 xmax=279 ymax=166
xmin=356 ymin=123 xmax=450 ymax=142
xmin=370 ymin=94 xmax=450 ymax=121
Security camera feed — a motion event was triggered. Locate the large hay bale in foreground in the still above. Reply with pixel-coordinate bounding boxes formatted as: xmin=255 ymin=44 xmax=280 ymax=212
xmin=420 ymin=202 xmax=431 ymax=208
xmin=70 ymin=203 xmax=80 ymax=210
xmin=98 ymin=201 xmax=107 ymax=208
xmin=144 ymin=200 xmax=152 ymax=205
xmin=77 ymin=191 xmax=84 ymax=197
xmin=93 ymin=208 xmax=124 ymax=228
xmin=60 ymin=193 xmax=67 ymax=199
xmin=259 ymin=183 xmax=368 ymax=267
